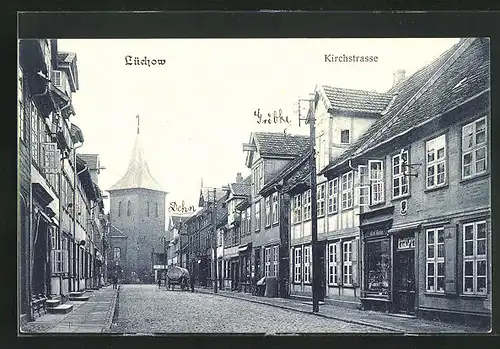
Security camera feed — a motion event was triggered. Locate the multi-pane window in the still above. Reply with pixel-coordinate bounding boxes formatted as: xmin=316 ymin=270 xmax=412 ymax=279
xmin=357 ymin=165 xmax=370 ymax=206
xmin=393 ymin=150 xmax=410 ymax=197
xmin=246 ymin=207 xmax=251 ymax=234
xmin=426 ymin=228 xmax=445 ymax=292
xmin=462 ymin=117 xmax=487 ymax=179
xmin=127 ymin=201 xmax=131 ymax=216
xmin=463 ymin=221 xmax=487 ymax=295
xmin=294 ymin=247 xmax=301 ymax=283
xmin=369 ymin=160 xmax=384 ymax=204
xmin=328 ymin=178 xmax=338 ymax=214
xmin=241 ymin=210 xmax=246 ymax=233
xmin=292 ymin=194 xmax=302 ymax=224
xmin=303 ymin=245 xmax=311 ymax=283
xmin=255 ymin=201 xmax=261 ymax=231
xmin=113 ymin=247 xmax=121 ymax=259
xmin=265 ymin=196 xmax=271 ymax=227
xmin=343 ymin=241 xmax=353 ymax=285
xmin=264 ymin=247 xmax=271 ymax=277
xmin=253 ymin=164 xmax=263 ymax=196
xmin=426 ymin=135 xmax=446 ymax=188
xmin=18 ymin=67 xmax=25 ymax=141
xmin=272 ymin=192 xmax=279 ymax=224
xmin=341 ymin=172 xmax=353 ymax=210
xmin=340 ymin=129 xmax=350 ymax=144
xmin=273 ymin=245 xmax=279 ymax=277
xmin=328 ymin=242 xmax=339 ymax=285
xmin=317 ymin=183 xmax=326 ymax=217
xmin=303 ymin=190 xmax=312 ymax=220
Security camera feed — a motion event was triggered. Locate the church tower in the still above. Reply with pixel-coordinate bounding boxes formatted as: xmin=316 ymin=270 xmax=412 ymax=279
xmin=108 ymin=116 xmax=167 ymax=282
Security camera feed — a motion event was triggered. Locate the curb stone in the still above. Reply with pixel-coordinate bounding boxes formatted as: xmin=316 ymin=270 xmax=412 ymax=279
xmin=102 ymin=286 xmax=119 ymax=333
xmin=194 ymin=288 xmax=402 ymax=333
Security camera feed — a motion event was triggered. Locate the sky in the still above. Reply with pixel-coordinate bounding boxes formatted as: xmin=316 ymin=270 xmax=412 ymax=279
xmin=56 ymin=38 xmax=459 ymax=216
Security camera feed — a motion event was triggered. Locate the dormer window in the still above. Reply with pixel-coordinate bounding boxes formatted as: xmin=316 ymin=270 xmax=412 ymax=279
xmin=340 ymin=129 xmax=350 ymax=144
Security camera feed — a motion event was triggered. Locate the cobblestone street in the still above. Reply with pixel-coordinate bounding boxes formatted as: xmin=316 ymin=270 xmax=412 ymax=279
xmin=110 ymin=285 xmax=383 ymax=334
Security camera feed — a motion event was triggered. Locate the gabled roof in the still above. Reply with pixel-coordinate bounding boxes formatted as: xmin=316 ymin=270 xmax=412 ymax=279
xmin=109 ymin=134 xmax=166 ymax=192
xmin=199 ymin=187 xmax=228 ymax=207
xmin=321 ymin=38 xmax=483 ymax=174
xmin=229 ymin=175 xmax=251 ymax=197
xmin=253 ymin=132 xmax=310 ymax=158
xmin=109 ymin=224 xmax=127 ymax=238
xmin=321 ymin=85 xmax=393 ymax=114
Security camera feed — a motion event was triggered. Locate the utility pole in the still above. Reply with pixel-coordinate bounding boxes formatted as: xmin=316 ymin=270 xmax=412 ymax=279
xmin=308 ymin=93 xmax=320 ymax=313
xmin=212 ymin=188 xmax=218 ymax=293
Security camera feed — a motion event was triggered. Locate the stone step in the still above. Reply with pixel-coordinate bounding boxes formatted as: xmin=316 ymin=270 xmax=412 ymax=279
xmin=69 ymin=291 xmax=85 ymax=297
xmin=69 ymin=295 xmax=90 ymax=301
xmin=47 ymin=304 xmax=73 ymax=314
xmin=46 ymin=299 xmax=61 ymax=308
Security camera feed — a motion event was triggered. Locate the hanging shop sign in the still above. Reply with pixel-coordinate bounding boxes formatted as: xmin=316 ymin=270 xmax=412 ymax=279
xmin=397 ymin=236 xmax=415 ymax=250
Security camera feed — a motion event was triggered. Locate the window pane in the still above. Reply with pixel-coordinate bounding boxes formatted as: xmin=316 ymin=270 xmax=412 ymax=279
xmin=477 ymin=260 xmax=486 ymax=276
xmin=465 ymin=241 xmax=473 ymax=256
xmin=476 ymin=158 xmax=486 ymax=173
xmin=437 ymin=244 xmax=444 ymax=258
xmin=464 ymin=225 xmax=474 ymax=240
xmin=463 ymin=125 xmax=474 ymax=149
xmin=427 ymin=149 xmax=435 ymax=163
xmin=437 ymin=230 xmax=444 ymax=243
xmin=437 ymin=277 xmax=445 ymax=291
xmin=427 ymin=277 xmax=434 ymax=290
xmin=427 ymin=262 xmax=434 ymax=275
xmin=427 ymin=231 xmax=434 ymax=244
xmin=437 ymin=147 xmax=445 ymax=160
xmin=464 ymin=261 xmax=474 ymax=276
xmin=464 ymin=277 xmax=474 ymax=292
xmin=463 ymin=152 xmax=472 ymax=166
xmin=477 ymin=240 xmax=486 ymax=255
xmin=477 ymin=277 xmax=486 ymax=293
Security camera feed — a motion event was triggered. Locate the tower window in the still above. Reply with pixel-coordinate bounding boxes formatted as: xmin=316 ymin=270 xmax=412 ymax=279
xmin=118 ymin=201 xmax=122 ymax=217
xmin=127 ymin=201 xmax=131 ymax=216
xmin=147 ymin=201 xmax=150 ymax=217
xmin=340 ymin=129 xmax=350 ymax=144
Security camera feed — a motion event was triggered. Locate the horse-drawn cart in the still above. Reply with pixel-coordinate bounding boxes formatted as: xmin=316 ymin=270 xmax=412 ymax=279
xmin=166 ymin=265 xmax=190 ymax=291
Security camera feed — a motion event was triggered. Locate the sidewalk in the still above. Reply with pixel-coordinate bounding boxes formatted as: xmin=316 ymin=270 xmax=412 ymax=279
xmin=194 ymin=287 xmax=488 ymax=334
xmin=20 ymin=285 xmax=118 ymax=334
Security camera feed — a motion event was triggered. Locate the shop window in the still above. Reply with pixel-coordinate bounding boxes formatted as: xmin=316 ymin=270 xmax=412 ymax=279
xmin=462 ymin=117 xmax=487 ymax=179
xmin=294 ymin=247 xmax=302 ymax=283
xmin=426 ymin=135 xmax=447 ymax=189
xmin=272 ymin=192 xmax=279 ymax=224
xmin=328 ymin=242 xmax=340 ymax=285
xmin=357 ymin=165 xmax=370 ymax=206
xmin=255 ymin=201 xmax=261 ymax=232
xmin=292 ymin=194 xmax=302 ymax=224
xmin=317 ymin=183 xmax=326 ymax=217
xmin=303 ymin=245 xmax=311 ymax=283
xmin=426 ymin=228 xmax=445 ymax=293
xmin=264 ymin=247 xmax=271 ymax=277
xmin=463 ymin=221 xmax=487 ymax=295
xmin=343 ymin=241 xmax=353 ymax=285
xmin=341 ymin=171 xmax=353 ymax=210
xmin=273 ymin=245 xmax=279 ymax=277
xmin=328 ymin=178 xmax=338 ymax=214
xmin=365 ymin=239 xmax=390 ymax=294
xmin=369 ymin=160 xmax=384 ymax=205
xmin=303 ymin=190 xmax=312 ymax=220
xmin=393 ymin=150 xmax=410 ymax=197
xmin=265 ymin=196 xmax=271 ymax=227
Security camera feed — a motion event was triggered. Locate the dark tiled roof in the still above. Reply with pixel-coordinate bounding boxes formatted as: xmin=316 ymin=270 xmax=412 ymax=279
xmin=253 ymin=132 xmax=310 ymax=157
xmin=109 ymin=224 xmax=127 ymax=238
xmin=79 ymin=154 xmax=99 ymax=170
xmin=322 ymin=86 xmax=393 ymax=114
xmin=283 ymin=160 xmax=312 ymax=193
xmin=321 ymin=38 xmax=477 ymax=174
xmin=230 ymin=181 xmax=251 ymax=197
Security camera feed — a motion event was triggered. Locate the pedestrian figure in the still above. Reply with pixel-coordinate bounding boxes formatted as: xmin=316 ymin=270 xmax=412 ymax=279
xmin=112 ymin=273 xmax=118 ymax=289
xmin=190 ymin=276 xmax=195 ymax=293
xmin=158 ymin=275 xmax=162 ymax=289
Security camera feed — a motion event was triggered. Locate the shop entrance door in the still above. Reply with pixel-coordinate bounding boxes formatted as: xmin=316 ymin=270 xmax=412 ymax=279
xmin=393 ymin=249 xmax=415 ymax=314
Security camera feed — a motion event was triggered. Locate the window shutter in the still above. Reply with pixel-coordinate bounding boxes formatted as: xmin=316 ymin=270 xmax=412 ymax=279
xmin=336 ymin=242 xmax=342 ymax=286
xmin=444 ymin=224 xmax=457 ymax=295
xmin=352 ymin=239 xmax=359 ymax=286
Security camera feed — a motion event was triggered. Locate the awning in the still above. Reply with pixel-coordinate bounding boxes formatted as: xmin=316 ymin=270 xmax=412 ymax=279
xmin=388 ymin=222 xmax=422 ymax=234
xmin=238 ymin=243 xmax=251 ymax=253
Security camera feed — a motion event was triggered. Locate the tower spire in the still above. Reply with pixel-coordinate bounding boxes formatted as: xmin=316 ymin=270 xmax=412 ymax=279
xmin=136 ymin=114 xmax=140 ymax=134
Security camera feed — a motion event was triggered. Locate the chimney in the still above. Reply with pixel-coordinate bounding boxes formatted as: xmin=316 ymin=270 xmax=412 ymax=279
xmin=236 ymin=172 xmax=243 ymax=183
xmin=393 ymin=69 xmax=406 ymax=87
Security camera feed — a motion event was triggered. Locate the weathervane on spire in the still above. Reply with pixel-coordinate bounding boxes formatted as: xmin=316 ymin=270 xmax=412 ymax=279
xmin=136 ymin=114 xmax=140 ymax=134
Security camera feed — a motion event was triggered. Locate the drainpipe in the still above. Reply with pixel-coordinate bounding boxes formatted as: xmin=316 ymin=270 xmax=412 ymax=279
xmin=73 ymin=142 xmax=83 ymax=291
